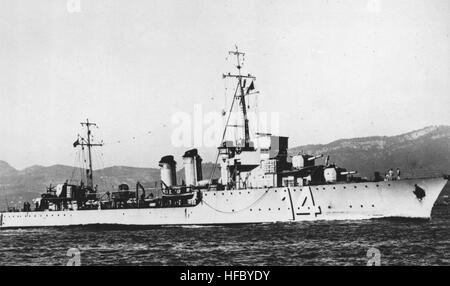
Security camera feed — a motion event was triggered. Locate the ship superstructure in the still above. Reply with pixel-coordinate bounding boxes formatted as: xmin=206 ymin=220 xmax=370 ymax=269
xmin=0 ymin=48 xmax=448 ymax=229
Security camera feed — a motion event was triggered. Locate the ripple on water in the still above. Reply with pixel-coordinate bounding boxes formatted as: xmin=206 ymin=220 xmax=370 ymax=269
xmin=0 ymin=206 xmax=449 ymax=265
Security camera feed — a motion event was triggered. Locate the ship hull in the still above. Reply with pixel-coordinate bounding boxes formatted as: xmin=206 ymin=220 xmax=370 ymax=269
xmin=0 ymin=177 xmax=447 ymax=229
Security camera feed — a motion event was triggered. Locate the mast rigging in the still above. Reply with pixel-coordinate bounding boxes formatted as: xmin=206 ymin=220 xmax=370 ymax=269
xmin=74 ymin=119 xmax=103 ymax=189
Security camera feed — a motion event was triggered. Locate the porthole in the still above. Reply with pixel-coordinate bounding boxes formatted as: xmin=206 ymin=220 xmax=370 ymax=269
xmin=372 ymin=204 xmax=375 ymax=207
xmin=333 ymin=187 xmax=336 ymax=190
xmin=354 ymin=186 xmax=357 ymax=189
xmin=323 ymin=187 xmax=326 ymax=190
xmin=230 ymin=192 xmax=233 ymax=195
xmin=360 ymin=205 xmax=363 ymax=208
xmin=278 ymin=208 xmax=280 ymax=211
xmin=268 ymin=208 xmax=271 ymax=211
xmin=365 ymin=185 xmax=368 ymax=188
xmin=376 ymin=184 xmax=379 ymax=187
xmin=328 ymin=206 xmax=331 ymax=209
xmin=349 ymin=205 xmax=352 ymax=208
xmin=258 ymin=208 xmax=261 ymax=211
xmin=343 ymin=186 xmax=346 ymax=189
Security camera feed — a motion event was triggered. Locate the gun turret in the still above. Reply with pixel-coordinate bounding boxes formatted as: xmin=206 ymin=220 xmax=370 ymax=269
xmin=293 ymin=154 xmax=324 ymax=169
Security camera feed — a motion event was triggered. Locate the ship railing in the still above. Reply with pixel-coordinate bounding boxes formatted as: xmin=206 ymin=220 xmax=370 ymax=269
xmin=398 ymin=169 xmax=447 ymax=179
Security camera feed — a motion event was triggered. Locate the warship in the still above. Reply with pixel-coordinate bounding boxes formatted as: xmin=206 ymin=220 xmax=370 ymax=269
xmin=0 ymin=48 xmax=448 ymax=229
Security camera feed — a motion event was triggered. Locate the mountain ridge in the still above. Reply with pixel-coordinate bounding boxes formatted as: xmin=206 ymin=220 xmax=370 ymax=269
xmin=289 ymin=125 xmax=450 ymax=180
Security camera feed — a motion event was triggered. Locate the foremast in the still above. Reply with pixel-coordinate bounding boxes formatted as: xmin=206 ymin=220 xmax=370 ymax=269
xmin=222 ymin=46 xmax=257 ymax=148
xmin=213 ymin=46 xmax=261 ymax=189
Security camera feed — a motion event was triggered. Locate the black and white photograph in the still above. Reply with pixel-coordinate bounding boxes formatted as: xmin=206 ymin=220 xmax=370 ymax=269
xmin=0 ymin=0 xmax=449 ymax=271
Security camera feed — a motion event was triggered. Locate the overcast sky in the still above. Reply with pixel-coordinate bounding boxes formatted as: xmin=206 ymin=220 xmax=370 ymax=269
xmin=0 ymin=0 xmax=449 ymax=170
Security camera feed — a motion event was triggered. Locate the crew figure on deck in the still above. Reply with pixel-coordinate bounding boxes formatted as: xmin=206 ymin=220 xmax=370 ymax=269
xmin=385 ymin=168 xmax=401 ymax=181
xmin=388 ymin=168 xmax=394 ymax=180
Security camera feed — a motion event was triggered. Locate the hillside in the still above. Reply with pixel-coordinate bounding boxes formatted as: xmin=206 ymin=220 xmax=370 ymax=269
xmin=0 ymin=161 xmax=17 ymax=177
xmin=290 ymin=125 xmax=450 ymax=179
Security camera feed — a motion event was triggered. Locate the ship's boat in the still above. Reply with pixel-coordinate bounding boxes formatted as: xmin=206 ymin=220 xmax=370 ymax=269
xmin=0 ymin=48 xmax=448 ymax=229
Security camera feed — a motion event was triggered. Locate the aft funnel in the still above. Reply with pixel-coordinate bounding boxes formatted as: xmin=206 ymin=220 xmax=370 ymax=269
xmin=159 ymin=155 xmax=177 ymax=188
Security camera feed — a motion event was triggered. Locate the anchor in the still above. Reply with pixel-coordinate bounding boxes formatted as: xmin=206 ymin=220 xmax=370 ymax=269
xmin=413 ymin=184 xmax=426 ymax=201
